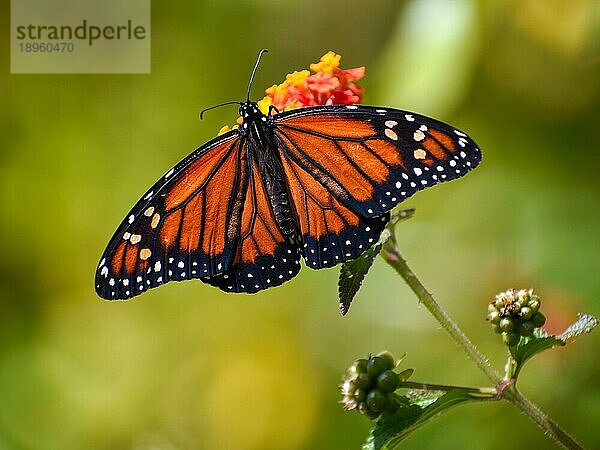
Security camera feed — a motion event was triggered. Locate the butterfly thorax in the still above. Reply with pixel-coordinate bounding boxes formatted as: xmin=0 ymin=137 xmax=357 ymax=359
xmin=238 ymin=102 xmax=297 ymax=238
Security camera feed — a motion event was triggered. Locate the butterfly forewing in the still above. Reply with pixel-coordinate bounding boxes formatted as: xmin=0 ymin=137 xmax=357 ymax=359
xmin=273 ymin=105 xmax=482 ymax=218
xmin=95 ymin=132 xmax=246 ymax=299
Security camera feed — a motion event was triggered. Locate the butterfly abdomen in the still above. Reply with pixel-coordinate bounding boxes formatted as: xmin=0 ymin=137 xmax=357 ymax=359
xmin=252 ymin=135 xmax=297 ymax=237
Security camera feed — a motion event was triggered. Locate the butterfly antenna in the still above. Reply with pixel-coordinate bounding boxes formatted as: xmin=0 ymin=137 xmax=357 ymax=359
xmin=247 ymin=49 xmax=268 ymax=102
xmin=199 ymin=101 xmax=242 ymax=120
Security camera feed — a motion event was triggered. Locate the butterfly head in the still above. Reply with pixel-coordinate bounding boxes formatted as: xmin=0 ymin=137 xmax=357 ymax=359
xmin=238 ymin=101 xmax=269 ymax=135
xmin=239 ymin=101 xmax=264 ymax=121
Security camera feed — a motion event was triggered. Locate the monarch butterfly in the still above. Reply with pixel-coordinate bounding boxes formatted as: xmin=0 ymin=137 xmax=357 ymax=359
xmin=95 ymin=50 xmax=481 ymax=300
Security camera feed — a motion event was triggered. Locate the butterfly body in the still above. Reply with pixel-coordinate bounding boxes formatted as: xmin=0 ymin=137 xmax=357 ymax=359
xmin=239 ymin=102 xmax=298 ymax=236
xmin=96 ymin=102 xmax=481 ymax=300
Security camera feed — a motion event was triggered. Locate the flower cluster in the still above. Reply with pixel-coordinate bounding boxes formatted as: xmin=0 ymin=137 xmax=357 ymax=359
xmin=218 ymin=51 xmax=365 ymax=135
xmin=257 ymin=51 xmax=364 ymax=114
xmin=340 ymin=351 xmax=408 ymax=420
xmin=487 ymin=289 xmax=546 ymax=346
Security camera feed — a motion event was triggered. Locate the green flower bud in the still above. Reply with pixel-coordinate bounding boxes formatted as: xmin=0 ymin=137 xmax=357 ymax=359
xmin=364 ymin=408 xmax=381 ymax=420
xmin=513 ymin=301 xmax=523 ymax=311
xmin=376 ymin=351 xmax=396 ymax=370
xmin=528 ymin=298 xmax=540 ymax=313
xmin=520 ymin=306 xmax=533 ymax=320
xmin=367 ymin=356 xmax=389 ymax=378
xmin=353 ymin=373 xmax=371 ymax=390
xmin=499 ymin=317 xmax=515 ymax=332
xmin=531 ymin=312 xmax=546 ymax=328
xmin=350 ymin=358 xmax=368 ymax=375
xmin=342 ymin=352 xmax=409 ymax=419
xmin=518 ymin=321 xmax=535 ymax=337
xmin=490 ymin=289 xmax=546 ymax=344
xmin=377 ymin=370 xmax=400 ymax=393
xmin=502 ymin=331 xmax=520 ymax=346
xmin=487 ymin=311 xmax=501 ymax=324
xmin=366 ymin=389 xmax=389 ymax=412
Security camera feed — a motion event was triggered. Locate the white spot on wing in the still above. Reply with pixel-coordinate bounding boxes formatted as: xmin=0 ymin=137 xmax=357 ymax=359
xmin=385 ymin=128 xmax=398 ymax=141
xmin=413 ymin=130 xmax=425 ymax=142
xmin=413 ymin=149 xmax=426 ymax=159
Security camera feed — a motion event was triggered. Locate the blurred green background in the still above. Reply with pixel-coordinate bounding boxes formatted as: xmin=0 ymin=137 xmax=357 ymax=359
xmin=2 ymin=0 xmax=600 ymax=448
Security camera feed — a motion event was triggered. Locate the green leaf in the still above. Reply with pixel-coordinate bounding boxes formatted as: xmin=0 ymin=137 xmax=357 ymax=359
xmin=511 ymin=332 xmax=565 ymax=372
xmin=510 ymin=313 xmax=598 ymax=378
xmin=557 ymin=313 xmax=599 ymax=341
xmin=362 ymin=390 xmax=475 ymax=450
xmin=338 ymin=240 xmax=385 ymax=315
xmin=338 ymin=209 xmax=414 ymax=315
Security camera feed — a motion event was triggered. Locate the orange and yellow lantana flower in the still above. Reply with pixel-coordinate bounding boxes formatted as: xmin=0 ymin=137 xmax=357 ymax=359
xmin=218 ymin=51 xmax=365 ymax=135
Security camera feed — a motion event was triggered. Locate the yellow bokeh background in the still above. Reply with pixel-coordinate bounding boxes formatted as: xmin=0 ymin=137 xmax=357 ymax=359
xmin=1 ymin=0 xmax=600 ymax=448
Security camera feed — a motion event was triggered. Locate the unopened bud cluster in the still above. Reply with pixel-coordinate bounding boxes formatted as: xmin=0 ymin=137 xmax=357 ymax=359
xmin=341 ymin=351 xmax=402 ymax=420
xmin=488 ymin=289 xmax=546 ymax=346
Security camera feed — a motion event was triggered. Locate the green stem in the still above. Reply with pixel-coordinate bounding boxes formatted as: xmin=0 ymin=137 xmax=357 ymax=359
xmin=502 ymin=386 xmax=583 ymax=450
xmin=380 ymin=232 xmax=583 ymax=450
xmin=381 ymin=234 xmax=502 ymax=383
xmin=399 ymin=380 xmax=497 ymax=398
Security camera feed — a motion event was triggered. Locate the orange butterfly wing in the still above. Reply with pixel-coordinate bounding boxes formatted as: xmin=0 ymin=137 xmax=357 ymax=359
xmin=271 ymin=105 xmax=481 ymax=267
xmin=278 ymin=143 xmax=389 ymax=268
xmin=274 ymin=105 xmax=481 ymax=218
xmin=96 ymin=133 xmax=247 ymax=299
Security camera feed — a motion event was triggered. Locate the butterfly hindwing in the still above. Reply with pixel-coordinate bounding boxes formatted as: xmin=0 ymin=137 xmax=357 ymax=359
xmin=273 ymin=105 xmax=482 ymax=218
xmin=95 ymin=131 xmax=246 ymax=299
xmin=275 ymin=132 xmax=389 ymax=269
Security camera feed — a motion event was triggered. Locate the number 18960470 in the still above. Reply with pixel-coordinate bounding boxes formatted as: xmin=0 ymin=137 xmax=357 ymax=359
xmin=19 ymin=42 xmax=74 ymax=52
